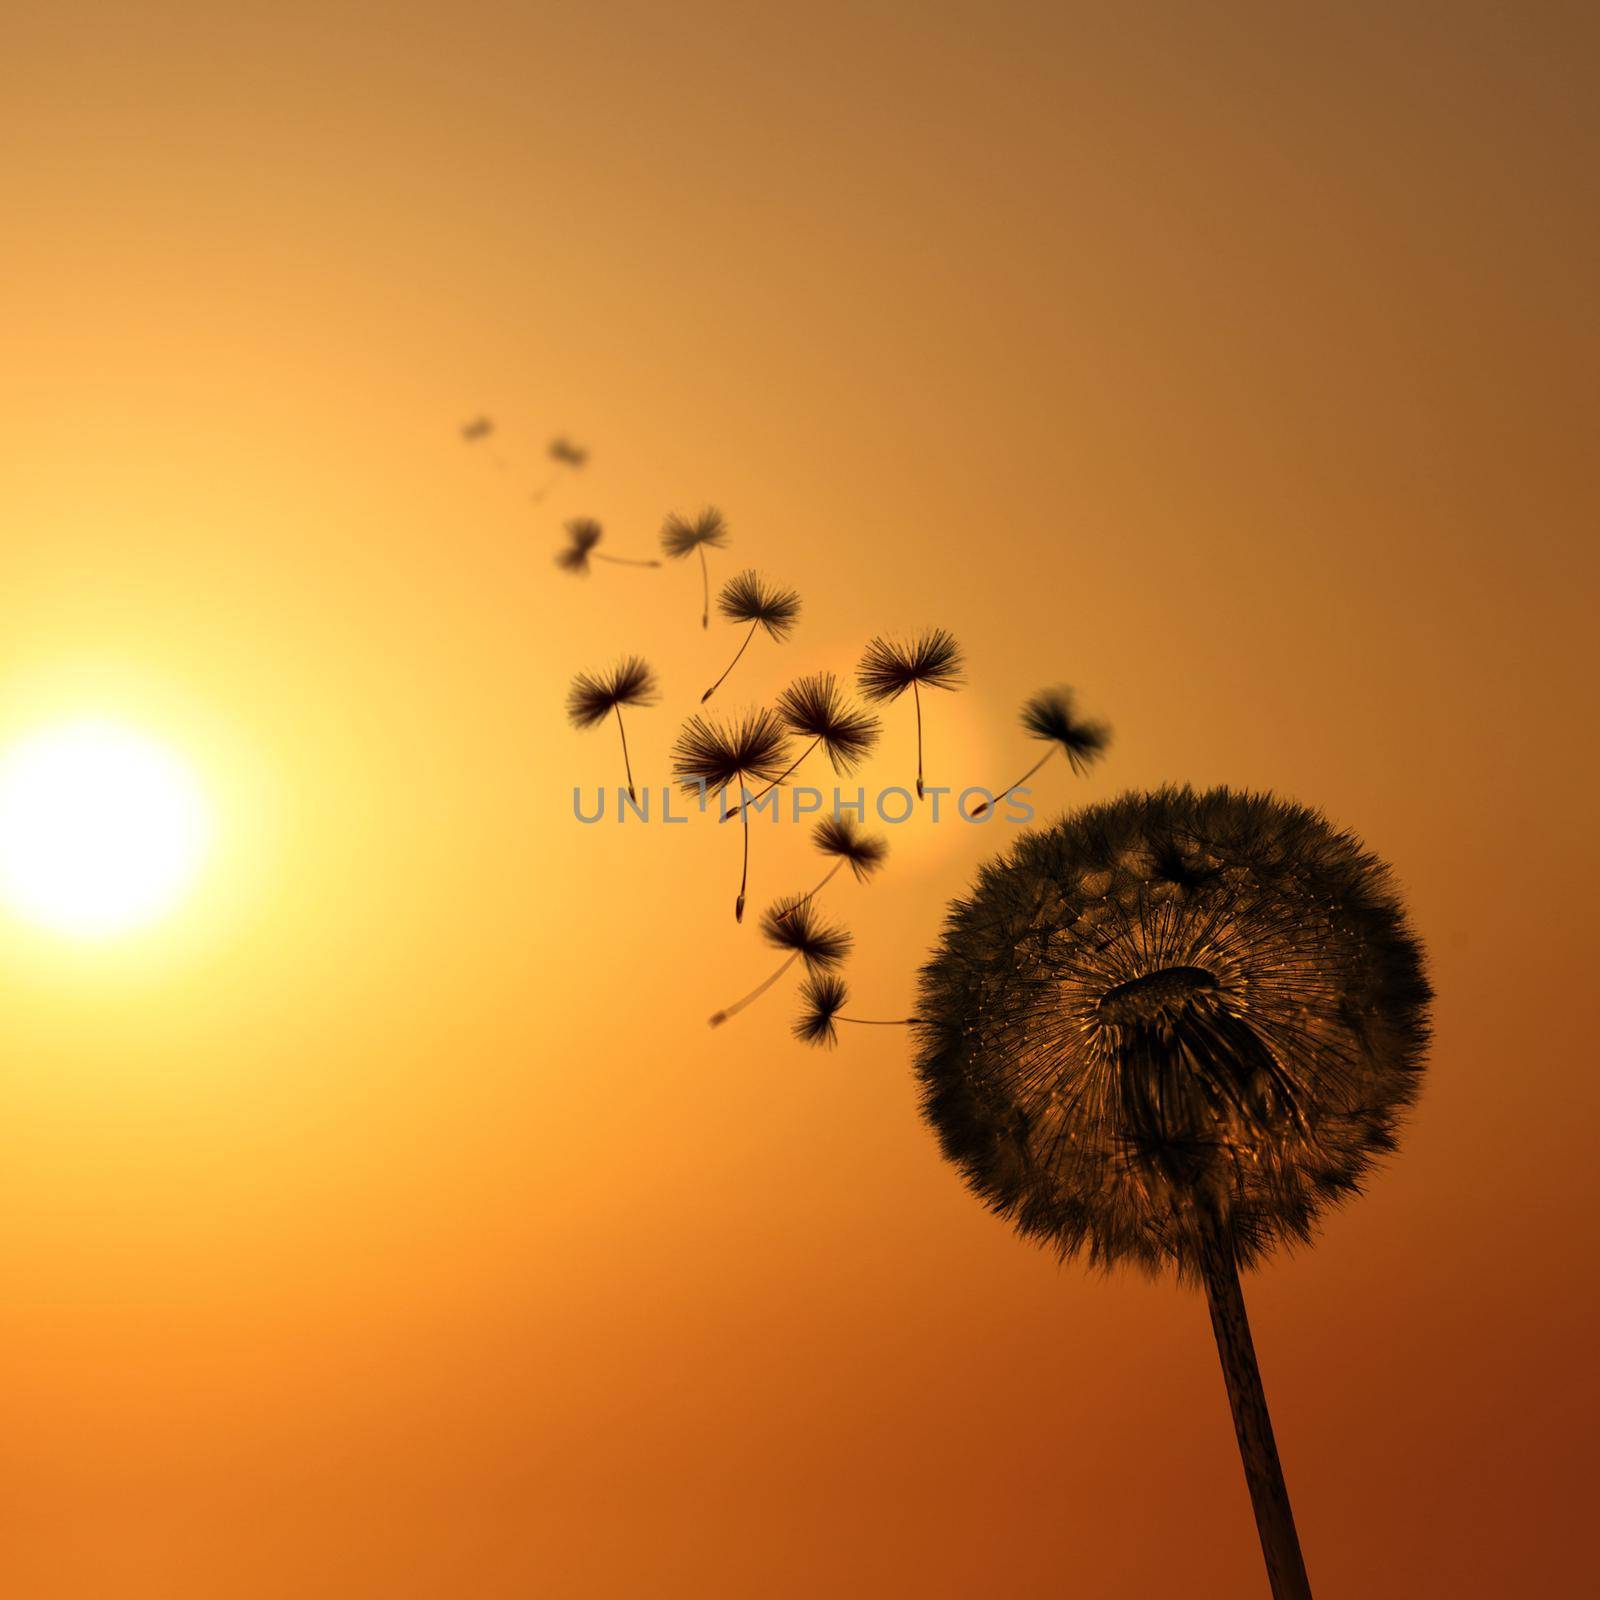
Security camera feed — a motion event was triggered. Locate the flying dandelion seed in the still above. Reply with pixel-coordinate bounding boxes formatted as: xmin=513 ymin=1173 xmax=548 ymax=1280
xmin=915 ymin=787 xmax=1432 ymax=1599
xmin=670 ymin=707 xmax=791 ymax=921
xmin=793 ymin=972 xmax=846 ymax=1047
xmin=700 ymin=571 xmax=801 ymax=703
xmin=566 ymin=657 xmax=660 ymax=801
xmin=459 ymin=414 xmax=513 ymax=472
xmin=554 ymin=518 xmax=602 ymax=575
xmin=969 ymin=686 xmax=1111 ymax=816
xmin=792 ymin=974 xmax=919 ymax=1047
xmin=725 ymin=673 xmax=880 ymax=820
xmin=709 ymin=898 xmax=851 ymax=1027
xmin=774 ymin=816 xmax=888 ymax=923
xmin=659 ymin=507 xmax=731 ymax=629
xmin=531 ymin=436 xmax=589 ymax=503
xmin=856 ymin=628 xmax=964 ymax=799
xmin=554 ymin=518 xmax=661 ymax=577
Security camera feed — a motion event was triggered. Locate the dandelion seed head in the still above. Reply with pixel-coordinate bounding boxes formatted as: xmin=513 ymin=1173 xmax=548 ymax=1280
xmin=915 ymin=786 xmax=1432 ymax=1280
xmin=1021 ymin=687 xmax=1112 ymax=775
xmin=856 ymin=629 xmax=965 ymax=701
xmin=670 ymin=707 xmax=792 ymax=795
xmin=776 ymin=673 xmax=881 ymax=773
xmin=566 ymin=657 xmax=660 ymax=729
xmin=555 ymin=517 xmax=605 ymax=576
xmin=716 ymin=570 xmax=802 ymax=640
xmin=795 ymin=973 xmax=848 ymax=1048
xmin=660 ymin=507 xmax=731 ymax=558
xmin=812 ymin=815 xmax=889 ymax=881
xmin=762 ymin=897 xmax=852 ymax=971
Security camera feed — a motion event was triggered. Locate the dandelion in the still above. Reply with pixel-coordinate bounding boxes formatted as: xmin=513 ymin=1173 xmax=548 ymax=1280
xmin=659 ymin=506 xmax=731 ymax=628
xmin=554 ymin=518 xmax=661 ymax=576
xmin=531 ymin=436 xmax=588 ymax=503
xmin=915 ymin=787 xmax=1431 ymax=1599
xmin=856 ymin=628 xmax=964 ymax=799
xmin=460 ymin=414 xmax=511 ymax=472
xmin=724 ymin=673 xmax=880 ymax=820
xmin=709 ymin=898 xmax=851 ymax=1027
xmin=793 ymin=974 xmax=920 ymax=1047
xmin=700 ymin=570 xmax=802 ymax=702
xmin=565 ymin=658 xmax=660 ymax=802
xmin=969 ymin=686 xmax=1111 ymax=816
xmin=774 ymin=816 xmax=888 ymax=922
xmin=671 ymin=708 xmax=792 ymax=921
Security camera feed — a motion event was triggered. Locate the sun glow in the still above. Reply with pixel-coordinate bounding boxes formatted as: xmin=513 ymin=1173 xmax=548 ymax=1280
xmin=0 ymin=720 xmax=212 ymax=938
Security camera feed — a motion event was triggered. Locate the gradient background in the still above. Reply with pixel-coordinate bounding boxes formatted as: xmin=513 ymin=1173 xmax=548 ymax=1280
xmin=3 ymin=2 xmax=1596 ymax=1595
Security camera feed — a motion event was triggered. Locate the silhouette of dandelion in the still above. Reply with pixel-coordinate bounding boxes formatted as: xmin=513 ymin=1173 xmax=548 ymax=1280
xmin=660 ymin=507 xmax=731 ymax=628
xmin=565 ymin=657 xmax=660 ymax=801
xmin=709 ymin=898 xmax=851 ymax=1027
xmin=775 ymin=816 xmax=888 ymax=923
xmin=532 ymin=436 xmax=588 ymax=503
xmin=460 ymin=414 xmax=511 ymax=472
xmin=793 ymin=974 xmax=919 ymax=1047
xmin=915 ymin=786 xmax=1431 ymax=1600
xmin=856 ymin=629 xmax=964 ymax=799
xmin=671 ymin=708 xmax=791 ymax=921
xmin=554 ymin=518 xmax=661 ymax=577
xmin=725 ymin=673 xmax=880 ymax=820
xmin=970 ymin=686 xmax=1111 ymax=816
xmin=701 ymin=570 xmax=802 ymax=702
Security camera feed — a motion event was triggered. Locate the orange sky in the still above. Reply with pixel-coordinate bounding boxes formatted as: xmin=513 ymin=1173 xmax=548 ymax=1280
xmin=2 ymin=2 xmax=1596 ymax=1595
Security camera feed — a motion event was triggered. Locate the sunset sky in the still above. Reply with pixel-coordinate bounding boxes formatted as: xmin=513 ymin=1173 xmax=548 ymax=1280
xmin=3 ymin=2 xmax=1596 ymax=1595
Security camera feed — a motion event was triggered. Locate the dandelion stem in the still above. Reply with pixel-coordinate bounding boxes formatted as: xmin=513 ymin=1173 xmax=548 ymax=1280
xmin=702 ymin=620 xmax=758 ymax=703
xmin=774 ymin=859 xmax=842 ymax=922
xmin=1198 ymin=1221 xmax=1313 ymax=1600
xmin=838 ymin=1015 xmax=921 ymax=1026
xmin=614 ymin=708 xmax=637 ymax=802
xmin=736 ymin=805 xmax=750 ymax=923
xmin=913 ymin=680 xmax=925 ymax=800
xmin=708 ymin=951 xmax=799 ymax=1027
xmin=971 ymin=747 xmax=1057 ymax=817
xmin=531 ymin=470 xmax=560 ymax=503
xmin=595 ymin=554 xmax=661 ymax=569
xmin=723 ymin=737 xmax=819 ymax=821
xmin=698 ymin=545 xmax=710 ymax=629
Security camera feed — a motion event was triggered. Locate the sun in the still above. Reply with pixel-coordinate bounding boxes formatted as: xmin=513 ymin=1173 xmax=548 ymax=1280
xmin=0 ymin=719 xmax=212 ymax=938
